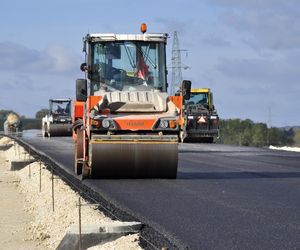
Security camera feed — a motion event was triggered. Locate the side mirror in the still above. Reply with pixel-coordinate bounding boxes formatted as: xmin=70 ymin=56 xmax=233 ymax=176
xmin=182 ymin=80 xmax=191 ymax=100
xmin=83 ymin=41 xmax=86 ymax=53
xmin=76 ymin=79 xmax=87 ymax=102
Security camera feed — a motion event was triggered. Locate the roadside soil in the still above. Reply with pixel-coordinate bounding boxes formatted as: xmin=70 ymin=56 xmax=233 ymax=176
xmin=0 ymin=143 xmax=45 ymax=249
xmin=0 ymin=136 xmax=142 ymax=249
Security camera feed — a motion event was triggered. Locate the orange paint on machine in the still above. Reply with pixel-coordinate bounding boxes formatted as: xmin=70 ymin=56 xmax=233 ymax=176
xmin=72 ymin=101 xmax=84 ymax=141
xmin=114 ymin=118 xmax=157 ymax=131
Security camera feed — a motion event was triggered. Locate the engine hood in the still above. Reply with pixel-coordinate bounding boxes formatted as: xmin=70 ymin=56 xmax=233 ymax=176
xmin=187 ymin=103 xmax=209 ymax=115
xmin=96 ymin=91 xmax=169 ymax=113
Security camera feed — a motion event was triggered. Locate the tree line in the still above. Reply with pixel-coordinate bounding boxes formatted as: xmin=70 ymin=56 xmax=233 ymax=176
xmin=0 ymin=108 xmax=49 ymax=120
xmin=1 ymin=109 xmax=300 ymax=147
xmin=218 ymin=119 xmax=297 ymax=147
xmin=0 ymin=109 xmax=41 ymax=131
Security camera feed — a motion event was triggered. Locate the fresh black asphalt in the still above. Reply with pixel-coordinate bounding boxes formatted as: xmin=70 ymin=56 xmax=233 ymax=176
xmin=19 ymin=130 xmax=300 ymax=249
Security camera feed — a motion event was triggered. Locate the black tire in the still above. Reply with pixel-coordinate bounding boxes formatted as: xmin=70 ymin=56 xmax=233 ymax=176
xmin=81 ymin=164 xmax=90 ymax=180
xmin=72 ymin=119 xmax=83 ymax=133
xmin=43 ymin=124 xmax=49 ymax=137
xmin=206 ymin=137 xmax=214 ymax=143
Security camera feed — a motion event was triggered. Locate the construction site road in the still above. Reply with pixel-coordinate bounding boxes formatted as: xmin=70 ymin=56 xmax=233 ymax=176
xmin=17 ymin=130 xmax=300 ymax=249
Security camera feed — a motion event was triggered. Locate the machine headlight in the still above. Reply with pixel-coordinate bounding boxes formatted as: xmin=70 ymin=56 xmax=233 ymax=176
xmin=102 ymin=119 xmax=111 ymax=128
xmin=100 ymin=118 xmax=116 ymax=129
xmin=159 ymin=120 xmax=169 ymax=129
xmin=154 ymin=118 xmax=177 ymax=130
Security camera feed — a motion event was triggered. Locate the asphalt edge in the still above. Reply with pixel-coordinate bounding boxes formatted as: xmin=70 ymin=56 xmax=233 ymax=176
xmin=6 ymin=134 xmax=189 ymax=250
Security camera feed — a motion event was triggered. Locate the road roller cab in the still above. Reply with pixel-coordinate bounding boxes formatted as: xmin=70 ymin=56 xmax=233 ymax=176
xmin=73 ymin=24 xmax=191 ymax=179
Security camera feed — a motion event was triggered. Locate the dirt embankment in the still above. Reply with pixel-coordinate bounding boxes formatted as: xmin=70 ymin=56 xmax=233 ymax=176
xmin=0 ymin=137 xmax=142 ymax=249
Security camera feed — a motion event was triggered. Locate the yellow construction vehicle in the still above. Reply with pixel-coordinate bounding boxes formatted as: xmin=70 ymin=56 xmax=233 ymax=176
xmin=183 ymin=88 xmax=219 ymax=143
xmin=73 ymin=24 xmax=191 ymax=179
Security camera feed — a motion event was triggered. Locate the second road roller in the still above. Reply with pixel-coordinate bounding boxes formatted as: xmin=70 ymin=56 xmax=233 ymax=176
xmin=42 ymin=98 xmax=72 ymax=137
xmin=73 ymin=24 xmax=191 ymax=179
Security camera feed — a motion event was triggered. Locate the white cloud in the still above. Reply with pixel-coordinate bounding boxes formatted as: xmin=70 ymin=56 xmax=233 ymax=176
xmin=211 ymin=0 xmax=300 ymax=51
xmin=0 ymin=42 xmax=83 ymax=117
xmin=0 ymin=42 xmax=81 ymax=74
xmin=0 ymin=72 xmax=77 ymax=118
xmin=202 ymin=34 xmax=231 ymax=47
xmin=216 ymin=52 xmax=300 ymax=90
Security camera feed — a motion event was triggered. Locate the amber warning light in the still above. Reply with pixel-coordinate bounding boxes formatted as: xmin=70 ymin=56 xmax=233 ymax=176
xmin=141 ymin=23 xmax=147 ymax=34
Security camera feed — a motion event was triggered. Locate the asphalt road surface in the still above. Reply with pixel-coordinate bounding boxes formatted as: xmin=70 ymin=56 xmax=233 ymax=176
xmin=19 ymin=130 xmax=300 ymax=249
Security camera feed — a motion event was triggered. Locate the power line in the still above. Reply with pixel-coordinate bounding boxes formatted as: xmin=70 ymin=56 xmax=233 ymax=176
xmin=170 ymin=31 xmax=190 ymax=95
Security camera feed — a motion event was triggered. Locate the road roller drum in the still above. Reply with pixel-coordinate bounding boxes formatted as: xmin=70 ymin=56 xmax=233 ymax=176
xmin=85 ymin=134 xmax=178 ymax=179
xmin=48 ymin=123 xmax=72 ymax=137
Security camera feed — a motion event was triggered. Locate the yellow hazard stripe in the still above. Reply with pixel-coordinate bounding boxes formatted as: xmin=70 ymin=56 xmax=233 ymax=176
xmin=191 ymin=88 xmax=210 ymax=93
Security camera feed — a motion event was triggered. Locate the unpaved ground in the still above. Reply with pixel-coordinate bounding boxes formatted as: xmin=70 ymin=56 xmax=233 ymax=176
xmin=0 ymin=143 xmax=45 ymax=249
xmin=0 ymin=137 xmax=142 ymax=249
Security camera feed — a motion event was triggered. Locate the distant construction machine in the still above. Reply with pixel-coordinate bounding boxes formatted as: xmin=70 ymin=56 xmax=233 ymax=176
xmin=4 ymin=113 xmax=22 ymax=134
xmin=73 ymin=24 xmax=191 ymax=179
xmin=42 ymin=98 xmax=72 ymax=137
xmin=183 ymin=88 xmax=219 ymax=142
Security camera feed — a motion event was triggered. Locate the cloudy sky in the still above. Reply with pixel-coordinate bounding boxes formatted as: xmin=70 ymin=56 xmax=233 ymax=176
xmin=0 ymin=0 xmax=299 ymax=127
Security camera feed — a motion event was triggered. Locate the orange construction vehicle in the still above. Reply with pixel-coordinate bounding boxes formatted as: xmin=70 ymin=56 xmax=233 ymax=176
xmin=73 ymin=24 xmax=191 ymax=179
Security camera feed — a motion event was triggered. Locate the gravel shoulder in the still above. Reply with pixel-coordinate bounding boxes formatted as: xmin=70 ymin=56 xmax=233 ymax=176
xmin=0 ymin=142 xmax=45 ymax=249
xmin=0 ymin=136 xmax=142 ymax=249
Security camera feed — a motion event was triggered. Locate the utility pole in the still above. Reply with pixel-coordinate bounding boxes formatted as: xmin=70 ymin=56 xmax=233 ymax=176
xmin=170 ymin=31 xmax=189 ymax=95
xmin=267 ymin=106 xmax=272 ymax=145
xmin=268 ymin=106 xmax=272 ymax=128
